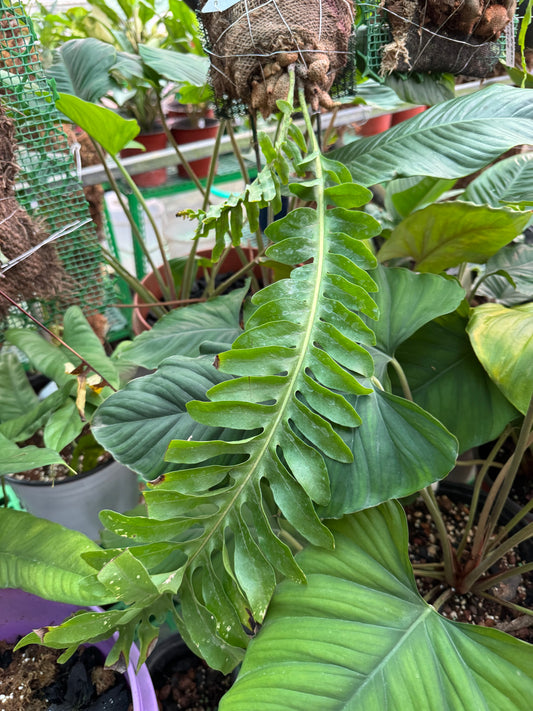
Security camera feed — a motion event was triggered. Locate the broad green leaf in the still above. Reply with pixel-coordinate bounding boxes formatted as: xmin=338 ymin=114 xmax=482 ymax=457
xmin=331 ymin=85 xmax=533 ymax=185
xmin=119 ymin=288 xmax=245 ymax=369
xmin=5 ymin=328 xmax=73 ymax=386
xmin=139 ymin=44 xmax=209 ymax=85
xmin=462 ymin=151 xmax=533 ymax=206
xmin=384 ymin=176 xmax=456 ymax=224
xmin=368 ymin=266 xmax=464 ymax=361
xmin=221 ymin=502 xmax=533 ymax=711
xmin=467 ymin=303 xmax=533 ymax=415
xmin=354 ymin=79 xmax=405 ymax=111
xmin=92 ymin=356 xmax=233 ymax=479
xmin=62 ymin=306 xmax=120 ymax=389
xmin=394 ymin=312 xmax=519 ymax=452
xmin=0 ymin=387 xmax=70 ymax=443
xmin=44 ymin=399 xmax=84 ymax=453
xmin=56 ymin=93 xmax=139 ymax=155
xmin=320 ymin=386 xmax=457 ymax=518
xmin=47 ymin=38 xmax=118 ymax=102
xmin=0 ymin=352 xmax=38 ymax=421
xmin=0 ymin=432 xmax=65 ymax=474
xmin=385 ymin=72 xmax=456 ymax=105
xmin=0 ymin=508 xmax=111 ymax=604
xmin=477 ymin=243 xmax=533 ymax=305
xmin=378 ymin=202 xmax=531 ymax=273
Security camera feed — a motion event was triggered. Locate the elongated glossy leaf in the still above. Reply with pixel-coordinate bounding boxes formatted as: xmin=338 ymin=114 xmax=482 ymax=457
xmin=44 ymin=400 xmax=84 ymax=453
xmin=462 ymin=151 xmax=533 ymax=206
xmin=48 ymin=38 xmax=118 ymax=102
xmin=467 ymin=303 xmax=533 ymax=415
xmin=331 ymin=85 xmax=533 ymax=185
xmin=320 ymin=386 xmax=457 ymax=518
xmin=139 ymin=45 xmax=209 ymax=85
xmin=119 ymin=288 xmax=245 ymax=368
xmin=0 ymin=509 xmax=112 ymax=604
xmin=92 ymin=356 xmax=233 ymax=479
xmin=477 ymin=243 xmax=533 ymax=305
xmin=378 ymin=202 xmax=531 ymax=273
xmin=384 ymin=72 xmax=456 ymax=105
xmin=0 ymin=352 xmax=38 ymax=421
xmin=221 ymin=502 xmax=533 ymax=711
xmin=56 ymin=93 xmax=139 ymax=155
xmin=394 ymin=313 xmax=519 ymax=452
xmin=5 ymin=329 xmax=72 ymax=386
xmin=0 ymin=432 xmax=65 ymax=474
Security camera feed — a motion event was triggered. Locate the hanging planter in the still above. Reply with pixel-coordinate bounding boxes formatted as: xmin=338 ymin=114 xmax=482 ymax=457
xmin=0 ymin=588 xmax=157 ymax=711
xmin=365 ymin=0 xmax=516 ymax=78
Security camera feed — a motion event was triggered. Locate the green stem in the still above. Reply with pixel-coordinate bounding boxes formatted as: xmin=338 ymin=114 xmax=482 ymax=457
xmin=475 ymin=397 xmax=533 ymax=561
xmin=479 ymin=591 xmax=533 ymax=618
xmin=486 ymin=496 xmax=533 ymax=553
xmin=456 ymin=427 xmax=511 ymax=559
xmin=92 ymin=140 xmax=161 ymax=283
xmin=227 ymin=122 xmax=250 ymax=187
xmin=462 ymin=521 xmax=533 ymax=591
xmin=431 ymin=587 xmax=454 ymax=612
xmin=473 ymin=561 xmax=533 ymax=594
xmin=99 ymin=245 xmax=167 ymax=319
xmin=421 ymin=486 xmax=456 ymax=586
xmin=390 ymin=357 xmax=413 ymax=401
xmin=112 ymin=154 xmax=175 ymax=303
xmin=156 ymin=97 xmax=207 ymax=199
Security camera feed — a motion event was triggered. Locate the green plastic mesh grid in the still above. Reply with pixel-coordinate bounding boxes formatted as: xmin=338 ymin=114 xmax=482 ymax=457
xmin=357 ymin=1 xmax=516 ymax=78
xmin=0 ymin=0 xmax=125 ymax=339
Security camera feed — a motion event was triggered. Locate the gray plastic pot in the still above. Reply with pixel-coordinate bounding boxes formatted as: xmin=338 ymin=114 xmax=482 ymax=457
xmin=0 ymin=588 xmax=157 ymax=710
xmin=6 ymin=459 xmax=139 ymax=539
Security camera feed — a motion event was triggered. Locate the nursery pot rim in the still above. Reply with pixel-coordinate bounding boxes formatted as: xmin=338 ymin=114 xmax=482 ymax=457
xmin=5 ymin=455 xmax=116 ymax=487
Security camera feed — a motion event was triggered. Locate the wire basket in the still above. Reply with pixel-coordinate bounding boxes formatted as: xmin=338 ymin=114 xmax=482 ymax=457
xmin=0 ymin=0 xmax=123 ymax=339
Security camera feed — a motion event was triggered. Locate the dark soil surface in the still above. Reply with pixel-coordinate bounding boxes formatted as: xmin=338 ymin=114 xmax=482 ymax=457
xmin=405 ymin=490 xmax=533 ymax=642
xmin=0 ymin=641 xmax=131 ymax=711
xmin=151 ymin=654 xmax=233 ymax=711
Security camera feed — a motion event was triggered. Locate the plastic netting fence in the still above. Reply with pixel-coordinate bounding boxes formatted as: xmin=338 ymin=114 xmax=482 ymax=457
xmin=358 ymin=1 xmax=516 ymax=78
xmin=0 ymin=0 xmax=124 ymax=339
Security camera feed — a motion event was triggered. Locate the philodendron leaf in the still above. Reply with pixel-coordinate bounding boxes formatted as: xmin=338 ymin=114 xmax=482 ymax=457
xmin=48 ymin=38 xmax=119 ymax=102
xmin=221 ymin=502 xmax=533 ymax=711
xmin=378 ymin=202 xmax=531 ymax=273
xmin=467 ymin=303 xmax=533 ymax=415
xmin=320 ymin=386 xmax=457 ymax=518
xmin=0 ymin=352 xmax=38 ymax=421
xmin=477 ymin=243 xmax=533 ymax=306
xmin=92 ymin=356 xmax=234 ymax=479
xmin=56 ymin=93 xmax=139 ymax=155
xmin=394 ymin=312 xmax=519 ymax=452
xmin=139 ymin=45 xmax=209 ymax=85
xmin=92 ymin=155 xmax=381 ymax=672
xmin=362 ymin=266 xmax=464 ymax=383
xmin=119 ymin=287 xmax=245 ymax=369
xmin=330 ymin=84 xmax=533 ymax=185
xmin=462 ymin=151 xmax=533 ymax=206
xmin=0 ymin=432 xmax=65 ymax=474
xmin=0 ymin=509 xmax=112 ymax=604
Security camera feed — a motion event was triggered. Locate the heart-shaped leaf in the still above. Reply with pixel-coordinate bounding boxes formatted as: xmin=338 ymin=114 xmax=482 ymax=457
xmin=221 ymin=502 xmax=533 ymax=711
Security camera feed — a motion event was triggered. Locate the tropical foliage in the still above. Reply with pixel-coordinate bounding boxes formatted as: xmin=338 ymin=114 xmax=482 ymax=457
xmin=1 ymin=80 xmax=533 ymax=708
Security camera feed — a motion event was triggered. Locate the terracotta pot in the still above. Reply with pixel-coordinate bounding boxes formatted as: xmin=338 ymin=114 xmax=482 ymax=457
xmin=391 ymin=106 xmax=427 ymax=125
xmin=121 ymin=129 xmax=168 ymax=188
xmin=356 ymin=113 xmax=392 ymax=136
xmin=132 ymin=246 xmax=259 ymax=334
xmin=0 ymin=589 xmax=157 ymax=711
xmin=171 ymin=117 xmax=219 ymax=179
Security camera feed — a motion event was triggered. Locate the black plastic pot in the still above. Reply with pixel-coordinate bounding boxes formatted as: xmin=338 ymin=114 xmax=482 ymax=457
xmin=146 ymin=634 xmax=236 ymax=710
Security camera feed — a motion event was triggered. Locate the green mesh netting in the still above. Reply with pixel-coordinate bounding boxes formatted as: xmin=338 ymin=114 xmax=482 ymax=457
xmin=0 ymin=0 xmax=125 ymax=339
xmin=358 ymin=1 xmax=515 ymax=78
